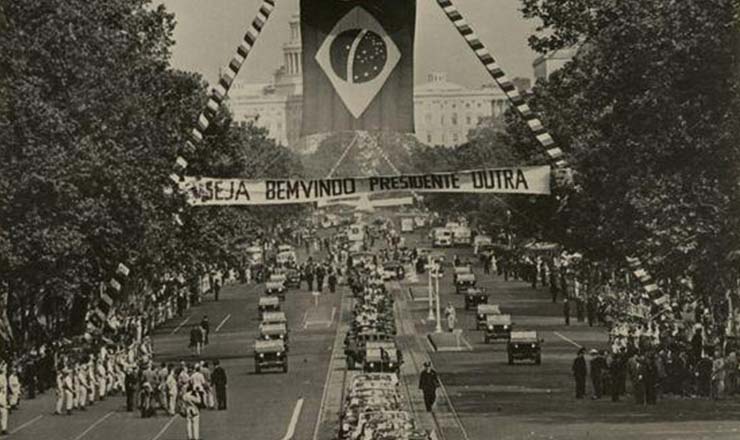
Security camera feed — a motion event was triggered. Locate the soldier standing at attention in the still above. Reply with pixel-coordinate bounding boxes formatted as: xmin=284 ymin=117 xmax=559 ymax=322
xmin=166 ymin=365 xmax=178 ymax=416
xmin=0 ymin=361 xmax=8 ymax=435
xmin=418 ymin=361 xmax=440 ymax=412
xmin=572 ymin=348 xmax=587 ymax=399
xmin=54 ymin=367 xmax=65 ymax=415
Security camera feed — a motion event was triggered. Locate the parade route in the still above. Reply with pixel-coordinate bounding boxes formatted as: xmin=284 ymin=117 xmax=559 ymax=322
xmin=399 ymin=231 xmax=740 ymax=440
xmin=3 ymin=279 xmax=342 ymax=440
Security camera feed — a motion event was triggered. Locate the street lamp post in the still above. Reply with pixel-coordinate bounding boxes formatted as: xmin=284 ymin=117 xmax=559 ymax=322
xmin=427 ymin=265 xmax=435 ymax=321
xmin=434 ymin=264 xmax=443 ymax=333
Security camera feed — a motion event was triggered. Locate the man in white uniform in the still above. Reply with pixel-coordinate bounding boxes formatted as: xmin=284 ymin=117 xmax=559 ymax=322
xmin=0 ymin=362 xmax=9 ymax=435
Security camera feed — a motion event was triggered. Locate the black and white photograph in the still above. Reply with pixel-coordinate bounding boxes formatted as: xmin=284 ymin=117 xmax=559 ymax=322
xmin=0 ymin=0 xmax=739 ymax=439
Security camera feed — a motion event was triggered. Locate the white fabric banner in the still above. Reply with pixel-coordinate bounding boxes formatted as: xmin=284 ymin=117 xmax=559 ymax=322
xmin=180 ymin=165 xmax=551 ymax=206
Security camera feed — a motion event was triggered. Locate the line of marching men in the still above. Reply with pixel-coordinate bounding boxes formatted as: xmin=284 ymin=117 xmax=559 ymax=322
xmin=52 ymin=339 xmax=153 ymax=416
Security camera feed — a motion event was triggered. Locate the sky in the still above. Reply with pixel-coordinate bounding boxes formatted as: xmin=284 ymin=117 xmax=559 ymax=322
xmin=159 ymin=0 xmax=540 ymax=89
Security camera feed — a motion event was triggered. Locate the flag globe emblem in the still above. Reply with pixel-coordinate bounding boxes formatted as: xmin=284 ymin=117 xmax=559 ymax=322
xmin=316 ymin=7 xmax=401 ymax=119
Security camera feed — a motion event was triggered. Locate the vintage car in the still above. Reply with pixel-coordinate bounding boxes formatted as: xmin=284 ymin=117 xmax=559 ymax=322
xmin=254 ymin=339 xmax=287 ymax=374
xmin=344 ymin=331 xmax=394 ymax=370
xmin=276 ymin=250 xmax=297 ymax=266
xmin=362 ymin=341 xmax=402 ymax=373
xmin=432 ymin=228 xmax=453 ymax=248
xmin=473 ymin=235 xmax=493 ymax=254
xmin=265 ymin=280 xmax=286 ymax=300
xmin=260 ymin=311 xmax=288 ymax=330
xmin=259 ymin=322 xmax=289 ymax=347
xmin=381 ymin=262 xmax=405 ymax=281
xmin=464 ymin=287 xmax=488 ymax=310
xmin=452 ymin=265 xmax=472 ymax=283
xmin=484 ymin=314 xmax=512 ymax=343
xmin=455 ymin=273 xmax=477 ymax=295
xmin=269 ymin=273 xmax=288 ymax=285
xmin=476 ymin=304 xmax=501 ymax=330
xmin=507 ymin=331 xmax=542 ymax=365
xmin=257 ymin=296 xmax=281 ymax=319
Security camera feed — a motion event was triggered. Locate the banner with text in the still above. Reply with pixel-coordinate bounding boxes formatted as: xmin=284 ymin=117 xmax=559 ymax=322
xmin=181 ymin=166 xmax=551 ymax=206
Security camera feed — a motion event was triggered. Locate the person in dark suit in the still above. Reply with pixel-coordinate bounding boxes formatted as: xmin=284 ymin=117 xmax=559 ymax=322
xmin=590 ymin=350 xmax=607 ymax=399
xmin=573 ymin=348 xmax=587 ymax=399
xmin=418 ymin=362 xmax=439 ymax=412
xmin=125 ymin=367 xmax=138 ymax=412
xmin=211 ymin=360 xmax=227 ymax=410
xmin=213 ymin=278 xmax=222 ymax=302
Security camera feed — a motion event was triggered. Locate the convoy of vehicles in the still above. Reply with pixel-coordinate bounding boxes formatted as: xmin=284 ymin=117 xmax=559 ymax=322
xmin=250 ymin=215 xmax=541 ymax=392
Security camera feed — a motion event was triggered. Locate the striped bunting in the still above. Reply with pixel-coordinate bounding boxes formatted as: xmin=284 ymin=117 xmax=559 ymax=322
xmin=167 ymin=0 xmax=277 ymax=186
xmin=117 ymin=263 xmax=130 ymax=277
xmin=626 ymin=255 xmax=663 ymax=301
xmin=87 ymin=261 xmax=130 ymax=332
xmin=434 ymin=0 xmax=566 ymax=166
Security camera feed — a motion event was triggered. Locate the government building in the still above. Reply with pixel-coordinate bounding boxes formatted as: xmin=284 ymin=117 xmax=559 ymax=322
xmin=226 ymin=15 xmax=518 ymax=150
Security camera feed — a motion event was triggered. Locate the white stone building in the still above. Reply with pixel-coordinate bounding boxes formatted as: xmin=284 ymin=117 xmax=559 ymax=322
xmin=226 ymin=15 xmax=512 ymax=149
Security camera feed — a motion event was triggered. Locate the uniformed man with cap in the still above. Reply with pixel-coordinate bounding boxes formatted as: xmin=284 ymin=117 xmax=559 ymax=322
xmin=572 ymin=347 xmax=588 ymax=399
xmin=86 ymin=360 xmax=96 ymax=406
xmin=54 ymin=366 xmax=65 ymax=415
xmin=96 ymin=358 xmax=108 ymax=401
xmin=418 ymin=361 xmax=439 ymax=412
xmin=77 ymin=363 xmax=89 ymax=410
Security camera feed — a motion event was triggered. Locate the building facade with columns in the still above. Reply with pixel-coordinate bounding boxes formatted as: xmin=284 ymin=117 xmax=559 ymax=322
xmin=227 ymin=15 xmax=512 ymax=149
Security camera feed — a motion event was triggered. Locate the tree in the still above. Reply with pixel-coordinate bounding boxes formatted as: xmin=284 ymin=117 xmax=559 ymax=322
xmin=0 ymin=0 xmax=304 ymax=347
xmin=507 ymin=0 xmax=740 ymax=311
